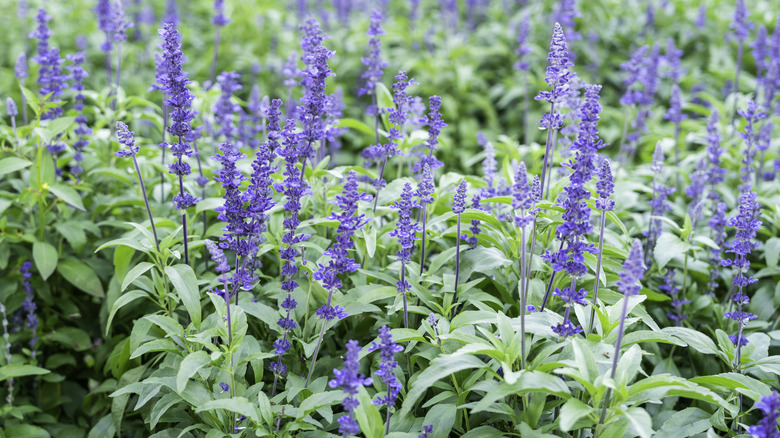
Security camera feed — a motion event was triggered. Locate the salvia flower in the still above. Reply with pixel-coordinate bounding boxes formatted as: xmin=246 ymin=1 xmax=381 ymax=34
xmin=159 ymin=22 xmax=199 ymax=211
xmin=212 ymin=0 xmax=230 ymax=27
xmin=6 ymin=98 xmax=17 ymax=117
xmin=730 ymin=0 xmax=752 ymax=42
xmin=359 ymin=10 xmax=389 ymax=116
xmin=695 ymin=4 xmax=707 ymax=28
xmin=389 ymin=182 xmax=421 ymax=277
xmin=20 ymin=262 xmax=38 ymax=359
xmin=213 ymin=142 xmax=250 ymax=261
xmin=111 ymin=1 xmax=134 ymax=43
xmin=536 ymin=23 xmax=577 ymax=114
xmin=749 ymin=391 xmax=780 ymax=438
xmin=94 ymin=0 xmax=114 ymax=52
xmin=115 ymin=122 xmax=139 ymax=157
xmin=662 ymin=38 xmax=685 ymax=83
xmin=419 ymin=425 xmax=434 ymax=438
xmin=67 ymin=52 xmax=91 ymax=177
xmin=414 ymin=96 xmax=446 ymax=172
xmin=659 ymin=268 xmax=689 ymax=324
xmin=551 ymin=285 xmax=588 ymax=337
xmin=163 ymin=0 xmax=179 ymax=25
xmin=270 ymin=119 xmax=311 ymax=379
xmin=369 ymin=325 xmax=403 ymax=408
xmin=596 ymin=159 xmax=615 ymax=211
xmin=453 ymin=179 xmax=468 ymax=215
xmin=213 ymin=71 xmax=242 ymax=143
xmin=737 ymin=101 xmax=767 ymax=190
xmin=298 ymin=18 xmax=334 ymax=165
xmin=15 ymin=52 xmax=27 ymax=80
xmin=204 ymin=239 xmax=230 ymax=283
xmin=417 ymin=163 xmax=435 ymax=206
xmin=313 ymin=170 xmax=371 ymax=319
xmin=481 ymin=138 xmax=499 ymax=197
xmin=705 ymin=110 xmax=726 ymax=201
xmin=329 ymin=340 xmax=372 ymax=437
xmin=645 ymin=143 xmax=675 ymax=266
xmin=512 ymin=162 xmax=535 ymax=228
xmin=30 ymin=8 xmax=66 ymax=120
xmin=707 ymin=202 xmax=728 ymax=296
xmin=543 ymin=84 xmax=603 ymax=277
xmin=467 ymin=194 xmax=482 ymax=249
xmin=663 ymin=83 xmax=686 ymax=124
xmin=514 ymin=15 xmax=531 ymax=72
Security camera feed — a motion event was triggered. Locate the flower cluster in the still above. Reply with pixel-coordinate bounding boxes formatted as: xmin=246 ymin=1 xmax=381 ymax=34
xmin=467 ymin=194 xmax=482 ymax=248
xmin=512 ymin=163 xmax=535 ymax=229
xmin=213 ymin=71 xmax=242 ymax=143
xmin=543 ymin=84 xmax=603 ymax=277
xmin=662 ymin=38 xmax=685 ymax=83
xmin=618 ymin=240 xmax=645 ymax=297
xmin=659 ymin=268 xmax=689 ymax=324
xmin=212 ymin=0 xmax=230 ymax=27
xmin=453 ymin=179 xmax=468 ymax=215
xmin=111 ymin=1 xmax=133 ymax=44
xmin=270 ymin=119 xmax=311 ymax=375
xmin=596 ymin=159 xmax=615 ymax=211
xmin=369 ymin=326 xmax=403 ymax=408
xmin=298 ymin=18 xmax=334 ymax=163
xmin=115 ymin=122 xmax=139 ymax=157
xmin=159 ymin=22 xmax=199 ymax=210
xmin=620 ymin=45 xmax=660 ymax=160
xmin=359 ymin=10 xmax=389 ymax=116
xmin=314 ymin=171 xmax=371 ymax=320
xmin=645 ymin=144 xmax=675 ymax=265
xmin=551 ymin=285 xmax=588 ymax=337
xmin=514 ymin=15 xmax=531 ymax=72
xmin=663 ymin=83 xmax=686 ymax=125
xmin=390 ymin=183 xmax=421 ymax=293
xmin=737 ymin=101 xmax=767 ymax=190
xmin=749 ymin=391 xmax=780 ymax=438
xmin=67 ymin=52 xmax=91 ymax=177
xmin=20 ymin=262 xmax=38 ymax=359
xmin=94 ymin=0 xmax=114 ymax=52
xmin=730 ymin=0 xmax=753 ymax=42
xmin=6 ymin=99 xmax=17 ymax=117
xmin=30 ymin=7 xmax=66 ymax=120
xmin=414 ymin=96 xmax=446 ymax=173
xmin=329 ymin=340 xmax=372 ymax=437
xmin=536 ymin=23 xmax=577 ymax=129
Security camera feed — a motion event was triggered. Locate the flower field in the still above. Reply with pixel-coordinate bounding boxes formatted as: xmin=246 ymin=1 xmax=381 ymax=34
xmin=2 ymin=0 xmax=780 ymax=436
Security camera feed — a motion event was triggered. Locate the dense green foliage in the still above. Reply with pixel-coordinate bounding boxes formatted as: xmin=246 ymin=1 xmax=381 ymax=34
xmin=1 ymin=0 xmax=780 ymax=437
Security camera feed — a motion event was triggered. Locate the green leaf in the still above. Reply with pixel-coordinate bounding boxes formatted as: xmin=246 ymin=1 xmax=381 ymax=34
xmin=661 ymin=327 xmax=720 ymax=356
xmin=49 ymin=184 xmax=86 ymax=211
xmin=176 ymin=351 xmax=211 ymax=393
xmin=106 ymin=290 xmax=149 ymax=335
xmin=21 ymin=86 xmax=40 ymax=115
xmin=296 ymin=390 xmax=343 ymax=419
xmin=354 ymin=387 xmax=384 ymax=438
xmin=460 ymin=246 xmax=512 ymax=279
xmin=122 ymin=262 xmax=154 ymax=292
xmin=622 ymin=330 xmax=686 ymax=347
xmin=47 ymin=116 xmax=76 ymax=137
xmin=654 ymin=233 xmax=690 ymax=269
xmin=196 ymin=397 xmax=261 ymax=424
xmin=164 ymin=264 xmax=202 ymax=329
xmin=472 ymin=370 xmax=571 ymax=413
xmin=4 ymin=424 xmax=51 ymax=438
xmin=623 ymin=407 xmax=653 ymax=438
xmin=765 ymin=237 xmax=780 ymax=268
xmin=0 ymin=157 xmax=33 ymax=177
xmin=58 ymin=257 xmax=104 ymax=297
xmin=363 ymin=226 xmax=377 ymax=259
xmin=423 ymin=404 xmax=457 ymax=438
xmin=0 ymin=364 xmax=51 ymax=381
xmin=33 ymin=240 xmax=58 ymax=280
xmin=400 ymin=354 xmax=485 ymax=418
xmin=656 ymin=407 xmax=711 ymax=438
xmin=559 ymin=398 xmax=593 ymax=432
xmin=336 ymin=118 xmax=375 ymax=136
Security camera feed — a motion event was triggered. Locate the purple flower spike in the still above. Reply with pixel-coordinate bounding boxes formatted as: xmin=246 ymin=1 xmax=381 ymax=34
xmin=6 ymin=98 xmax=17 ymax=117
xmin=419 ymin=425 xmax=434 ymax=438
xmin=369 ymin=326 xmax=403 ymax=409
xmin=391 ymin=183 xmax=422 ymax=268
xmin=115 ymin=122 xmax=139 ymax=157
xmin=30 ymin=8 xmax=66 ymax=120
xmin=213 ymin=71 xmax=242 ymax=142
xmin=453 ymin=180 xmax=468 ymax=214
xmin=359 ymin=10 xmax=389 ymax=116
xmin=15 ymin=53 xmax=27 ymax=80
xmin=415 ymin=96 xmax=447 ymax=173
xmin=536 ymin=23 xmax=576 ymax=109
xmin=20 ymin=262 xmax=39 ymax=359
xmin=329 ymin=340 xmax=372 ymax=437
xmin=514 ymin=15 xmax=531 ymax=72
xmin=512 ymin=162 xmax=535 ymax=228
xmin=212 ymin=0 xmax=231 ymax=27
xmin=730 ymin=0 xmax=753 ymax=42
xmin=748 ymin=391 xmax=780 ymax=438
xmin=596 ymin=159 xmax=615 ymax=211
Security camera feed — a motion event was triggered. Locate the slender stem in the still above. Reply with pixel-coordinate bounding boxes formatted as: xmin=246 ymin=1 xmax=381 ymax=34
xmin=519 ymin=224 xmax=528 ymax=369
xmin=597 ymin=290 xmax=632 ymax=435
xmin=523 ymin=72 xmax=530 ymax=146
xmin=401 ymin=262 xmax=410 ymax=331
xmin=11 ymin=116 xmax=17 ymax=139
xmin=222 ymin=276 xmax=234 ymax=433
xmin=540 ymin=239 xmax=566 ymax=311
xmin=373 ymin=156 xmax=388 ymax=213
xmin=522 ymin=219 xmax=537 ymax=305
xmin=210 ymin=28 xmax=221 ymax=87
xmin=304 ymin=319 xmax=327 ymax=388
xmin=732 ymin=40 xmax=743 ymax=127
xmin=539 ymin=102 xmax=557 ymax=200
xmin=673 ymin=122 xmax=681 ymax=190
xmin=588 ymin=210 xmax=607 ymax=334
xmin=544 ymin=130 xmax=558 ymax=200
xmin=384 ymin=391 xmax=392 ymax=434
xmin=160 ymin=103 xmax=168 ymax=197
xmin=131 ymin=154 xmax=160 ymax=251
xmin=453 ymin=214 xmax=462 ymax=310
xmin=618 ymin=106 xmax=632 ymax=155
xmin=20 ymin=79 xmax=28 ymax=125
xmin=113 ymin=43 xmax=123 ymax=111
xmin=418 ymin=206 xmax=428 ymax=275
xmin=757 ymin=151 xmax=765 ymax=187
xmin=104 ymin=48 xmax=112 ymax=89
